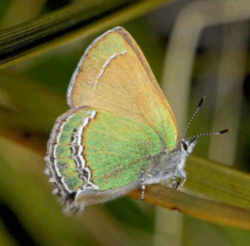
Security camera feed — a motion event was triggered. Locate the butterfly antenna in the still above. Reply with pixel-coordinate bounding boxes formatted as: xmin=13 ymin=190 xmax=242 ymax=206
xmin=192 ymin=128 xmax=230 ymax=140
xmin=184 ymin=96 xmax=206 ymax=137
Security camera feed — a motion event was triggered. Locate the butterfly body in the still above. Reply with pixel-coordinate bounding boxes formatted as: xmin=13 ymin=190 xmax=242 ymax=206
xmin=45 ymin=26 xmax=197 ymax=212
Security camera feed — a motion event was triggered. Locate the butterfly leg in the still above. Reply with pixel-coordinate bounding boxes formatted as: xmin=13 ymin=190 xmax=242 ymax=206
xmin=141 ymin=184 xmax=146 ymax=200
xmin=141 ymin=170 xmax=173 ymax=193
xmin=139 ymin=170 xmax=160 ymax=200
xmin=140 ymin=170 xmax=147 ymax=200
xmin=171 ymin=169 xmax=186 ymax=189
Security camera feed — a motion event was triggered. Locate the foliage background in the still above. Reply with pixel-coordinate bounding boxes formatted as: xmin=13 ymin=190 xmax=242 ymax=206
xmin=0 ymin=0 xmax=250 ymax=245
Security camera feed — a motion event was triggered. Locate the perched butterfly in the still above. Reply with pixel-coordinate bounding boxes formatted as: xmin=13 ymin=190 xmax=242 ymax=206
xmin=45 ymin=26 xmax=228 ymax=213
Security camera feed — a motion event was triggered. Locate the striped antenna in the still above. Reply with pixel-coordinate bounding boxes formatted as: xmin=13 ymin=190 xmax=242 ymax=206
xmin=195 ymin=128 xmax=230 ymax=138
xmin=184 ymin=97 xmax=206 ymax=137
xmin=190 ymin=128 xmax=230 ymax=141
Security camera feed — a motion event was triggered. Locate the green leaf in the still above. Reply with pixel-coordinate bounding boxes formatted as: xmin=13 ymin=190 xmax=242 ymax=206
xmin=130 ymin=183 xmax=250 ymax=231
xmin=185 ymin=156 xmax=250 ymax=210
xmin=0 ymin=0 xmax=172 ymax=68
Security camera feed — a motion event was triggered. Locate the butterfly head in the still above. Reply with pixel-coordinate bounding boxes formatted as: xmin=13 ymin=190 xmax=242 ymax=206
xmin=165 ymin=136 xmax=198 ymax=170
xmin=155 ymin=127 xmax=228 ymax=191
xmin=179 ymin=128 xmax=229 ymax=155
xmin=178 ymin=97 xmax=229 ymax=157
xmin=180 ymin=136 xmax=198 ymax=156
xmin=158 ymin=98 xmax=229 ymax=187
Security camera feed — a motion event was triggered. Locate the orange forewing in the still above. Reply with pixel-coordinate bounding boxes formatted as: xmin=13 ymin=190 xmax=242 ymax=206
xmin=67 ymin=27 xmax=178 ymax=149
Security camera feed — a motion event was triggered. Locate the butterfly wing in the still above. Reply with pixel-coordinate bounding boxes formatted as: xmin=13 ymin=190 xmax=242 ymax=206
xmin=83 ymin=108 xmax=164 ymax=191
xmin=46 ymin=106 xmax=163 ymax=200
xmin=67 ymin=27 xmax=178 ymax=150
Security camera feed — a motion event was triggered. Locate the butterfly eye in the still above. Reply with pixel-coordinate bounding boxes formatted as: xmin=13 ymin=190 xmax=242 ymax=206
xmin=181 ymin=141 xmax=188 ymax=151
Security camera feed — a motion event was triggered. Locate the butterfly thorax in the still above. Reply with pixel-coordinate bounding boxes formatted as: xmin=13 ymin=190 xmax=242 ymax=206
xmin=143 ymin=137 xmax=197 ymax=188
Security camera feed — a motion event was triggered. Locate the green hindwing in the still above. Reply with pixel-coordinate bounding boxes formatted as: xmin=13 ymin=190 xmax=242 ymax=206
xmin=46 ymin=106 xmax=165 ymax=194
xmin=83 ymin=110 xmax=164 ymax=191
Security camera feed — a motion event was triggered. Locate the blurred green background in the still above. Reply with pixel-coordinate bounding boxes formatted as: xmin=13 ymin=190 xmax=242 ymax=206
xmin=1 ymin=0 xmax=250 ymax=245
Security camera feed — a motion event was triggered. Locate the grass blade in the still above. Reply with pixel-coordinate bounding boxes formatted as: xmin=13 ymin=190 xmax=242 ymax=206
xmin=0 ymin=0 xmax=172 ymax=68
xmin=130 ymin=185 xmax=250 ymax=231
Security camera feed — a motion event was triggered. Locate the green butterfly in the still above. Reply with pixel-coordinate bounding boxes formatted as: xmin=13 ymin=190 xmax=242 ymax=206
xmin=45 ymin=27 xmax=226 ymax=213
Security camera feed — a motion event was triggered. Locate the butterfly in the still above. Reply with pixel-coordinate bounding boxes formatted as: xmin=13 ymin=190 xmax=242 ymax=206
xmin=45 ymin=26 xmax=228 ymax=213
